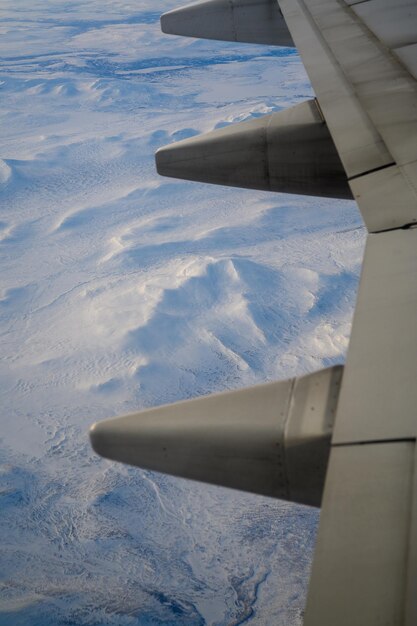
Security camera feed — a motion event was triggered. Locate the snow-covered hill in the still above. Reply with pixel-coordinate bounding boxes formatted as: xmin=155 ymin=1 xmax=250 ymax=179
xmin=0 ymin=1 xmax=365 ymax=624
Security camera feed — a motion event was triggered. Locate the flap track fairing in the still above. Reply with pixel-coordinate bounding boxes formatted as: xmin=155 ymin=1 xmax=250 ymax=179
xmin=161 ymin=0 xmax=294 ymax=47
xmin=90 ymin=365 xmax=343 ymax=507
xmin=156 ymin=100 xmax=352 ymax=200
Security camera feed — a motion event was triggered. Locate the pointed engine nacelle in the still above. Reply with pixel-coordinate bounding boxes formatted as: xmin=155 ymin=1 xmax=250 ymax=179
xmin=90 ymin=366 xmax=343 ymax=507
xmin=156 ymin=100 xmax=352 ymax=200
xmin=161 ymin=0 xmax=294 ymax=47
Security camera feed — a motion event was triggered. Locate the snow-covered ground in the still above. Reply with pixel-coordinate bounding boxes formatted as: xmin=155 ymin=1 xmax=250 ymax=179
xmin=0 ymin=1 xmax=365 ymax=624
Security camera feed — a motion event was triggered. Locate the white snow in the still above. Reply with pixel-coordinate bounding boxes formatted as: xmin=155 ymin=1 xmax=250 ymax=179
xmin=0 ymin=1 xmax=366 ymax=624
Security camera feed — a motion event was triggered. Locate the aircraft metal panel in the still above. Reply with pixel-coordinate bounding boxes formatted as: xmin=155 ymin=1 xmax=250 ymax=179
xmin=351 ymin=0 xmax=417 ymax=50
xmin=305 ymin=0 xmax=417 ymax=170
xmin=281 ymin=0 xmax=417 ymax=229
xmin=333 ymin=228 xmax=417 ymax=444
xmin=279 ymin=0 xmax=393 ymax=179
xmin=395 ymin=43 xmax=417 ymax=81
xmin=304 ymin=442 xmax=414 ymax=626
xmin=349 ymin=163 xmax=417 ymax=232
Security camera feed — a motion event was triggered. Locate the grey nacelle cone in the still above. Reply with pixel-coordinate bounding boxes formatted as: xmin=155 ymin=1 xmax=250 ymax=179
xmin=161 ymin=0 xmax=295 ymax=47
xmin=155 ymin=99 xmax=353 ymax=200
xmin=90 ymin=365 xmax=343 ymax=507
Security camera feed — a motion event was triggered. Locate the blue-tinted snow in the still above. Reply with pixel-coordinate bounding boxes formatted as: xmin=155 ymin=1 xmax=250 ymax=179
xmin=0 ymin=1 xmax=366 ymax=624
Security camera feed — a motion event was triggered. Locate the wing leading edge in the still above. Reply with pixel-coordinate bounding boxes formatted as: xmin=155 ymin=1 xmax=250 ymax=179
xmin=89 ymin=1 xmax=417 ymax=623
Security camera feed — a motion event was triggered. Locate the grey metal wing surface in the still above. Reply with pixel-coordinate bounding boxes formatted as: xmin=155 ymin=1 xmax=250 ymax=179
xmin=276 ymin=2 xmax=417 ymax=624
xmin=280 ymin=0 xmax=417 ymax=232
xmin=89 ymin=1 xmax=417 ymax=623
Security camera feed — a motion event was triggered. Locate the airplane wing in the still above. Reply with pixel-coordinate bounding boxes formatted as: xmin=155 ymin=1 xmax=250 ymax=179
xmin=90 ymin=1 xmax=417 ymax=624
xmin=277 ymin=3 xmax=417 ymax=625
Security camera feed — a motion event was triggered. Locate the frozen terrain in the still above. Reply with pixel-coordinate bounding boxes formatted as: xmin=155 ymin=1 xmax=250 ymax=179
xmin=0 ymin=1 xmax=365 ymax=624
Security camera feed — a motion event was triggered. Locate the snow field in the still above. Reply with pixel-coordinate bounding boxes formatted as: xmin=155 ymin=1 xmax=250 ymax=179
xmin=0 ymin=1 xmax=365 ymax=623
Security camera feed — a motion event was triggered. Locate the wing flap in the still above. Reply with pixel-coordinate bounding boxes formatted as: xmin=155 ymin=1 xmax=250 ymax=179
xmin=279 ymin=0 xmax=417 ymax=231
xmin=351 ymin=0 xmax=417 ymax=51
xmin=349 ymin=164 xmax=417 ymax=231
xmin=305 ymin=441 xmax=415 ymax=626
xmin=279 ymin=0 xmax=393 ymax=180
xmin=395 ymin=43 xmax=417 ymax=81
xmin=333 ymin=227 xmax=417 ymax=444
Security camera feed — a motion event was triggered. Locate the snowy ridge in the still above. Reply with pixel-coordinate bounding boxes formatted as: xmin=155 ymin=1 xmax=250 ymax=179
xmin=0 ymin=1 xmax=365 ymax=624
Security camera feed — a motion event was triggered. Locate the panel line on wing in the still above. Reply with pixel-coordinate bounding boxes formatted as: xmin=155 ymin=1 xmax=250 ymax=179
xmin=305 ymin=441 xmax=414 ymax=625
xmin=347 ymin=161 xmax=395 ymax=181
xmin=333 ymin=437 xmax=416 ymax=447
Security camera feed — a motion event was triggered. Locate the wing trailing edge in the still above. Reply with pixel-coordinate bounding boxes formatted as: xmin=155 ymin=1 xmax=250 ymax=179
xmin=90 ymin=365 xmax=342 ymax=507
